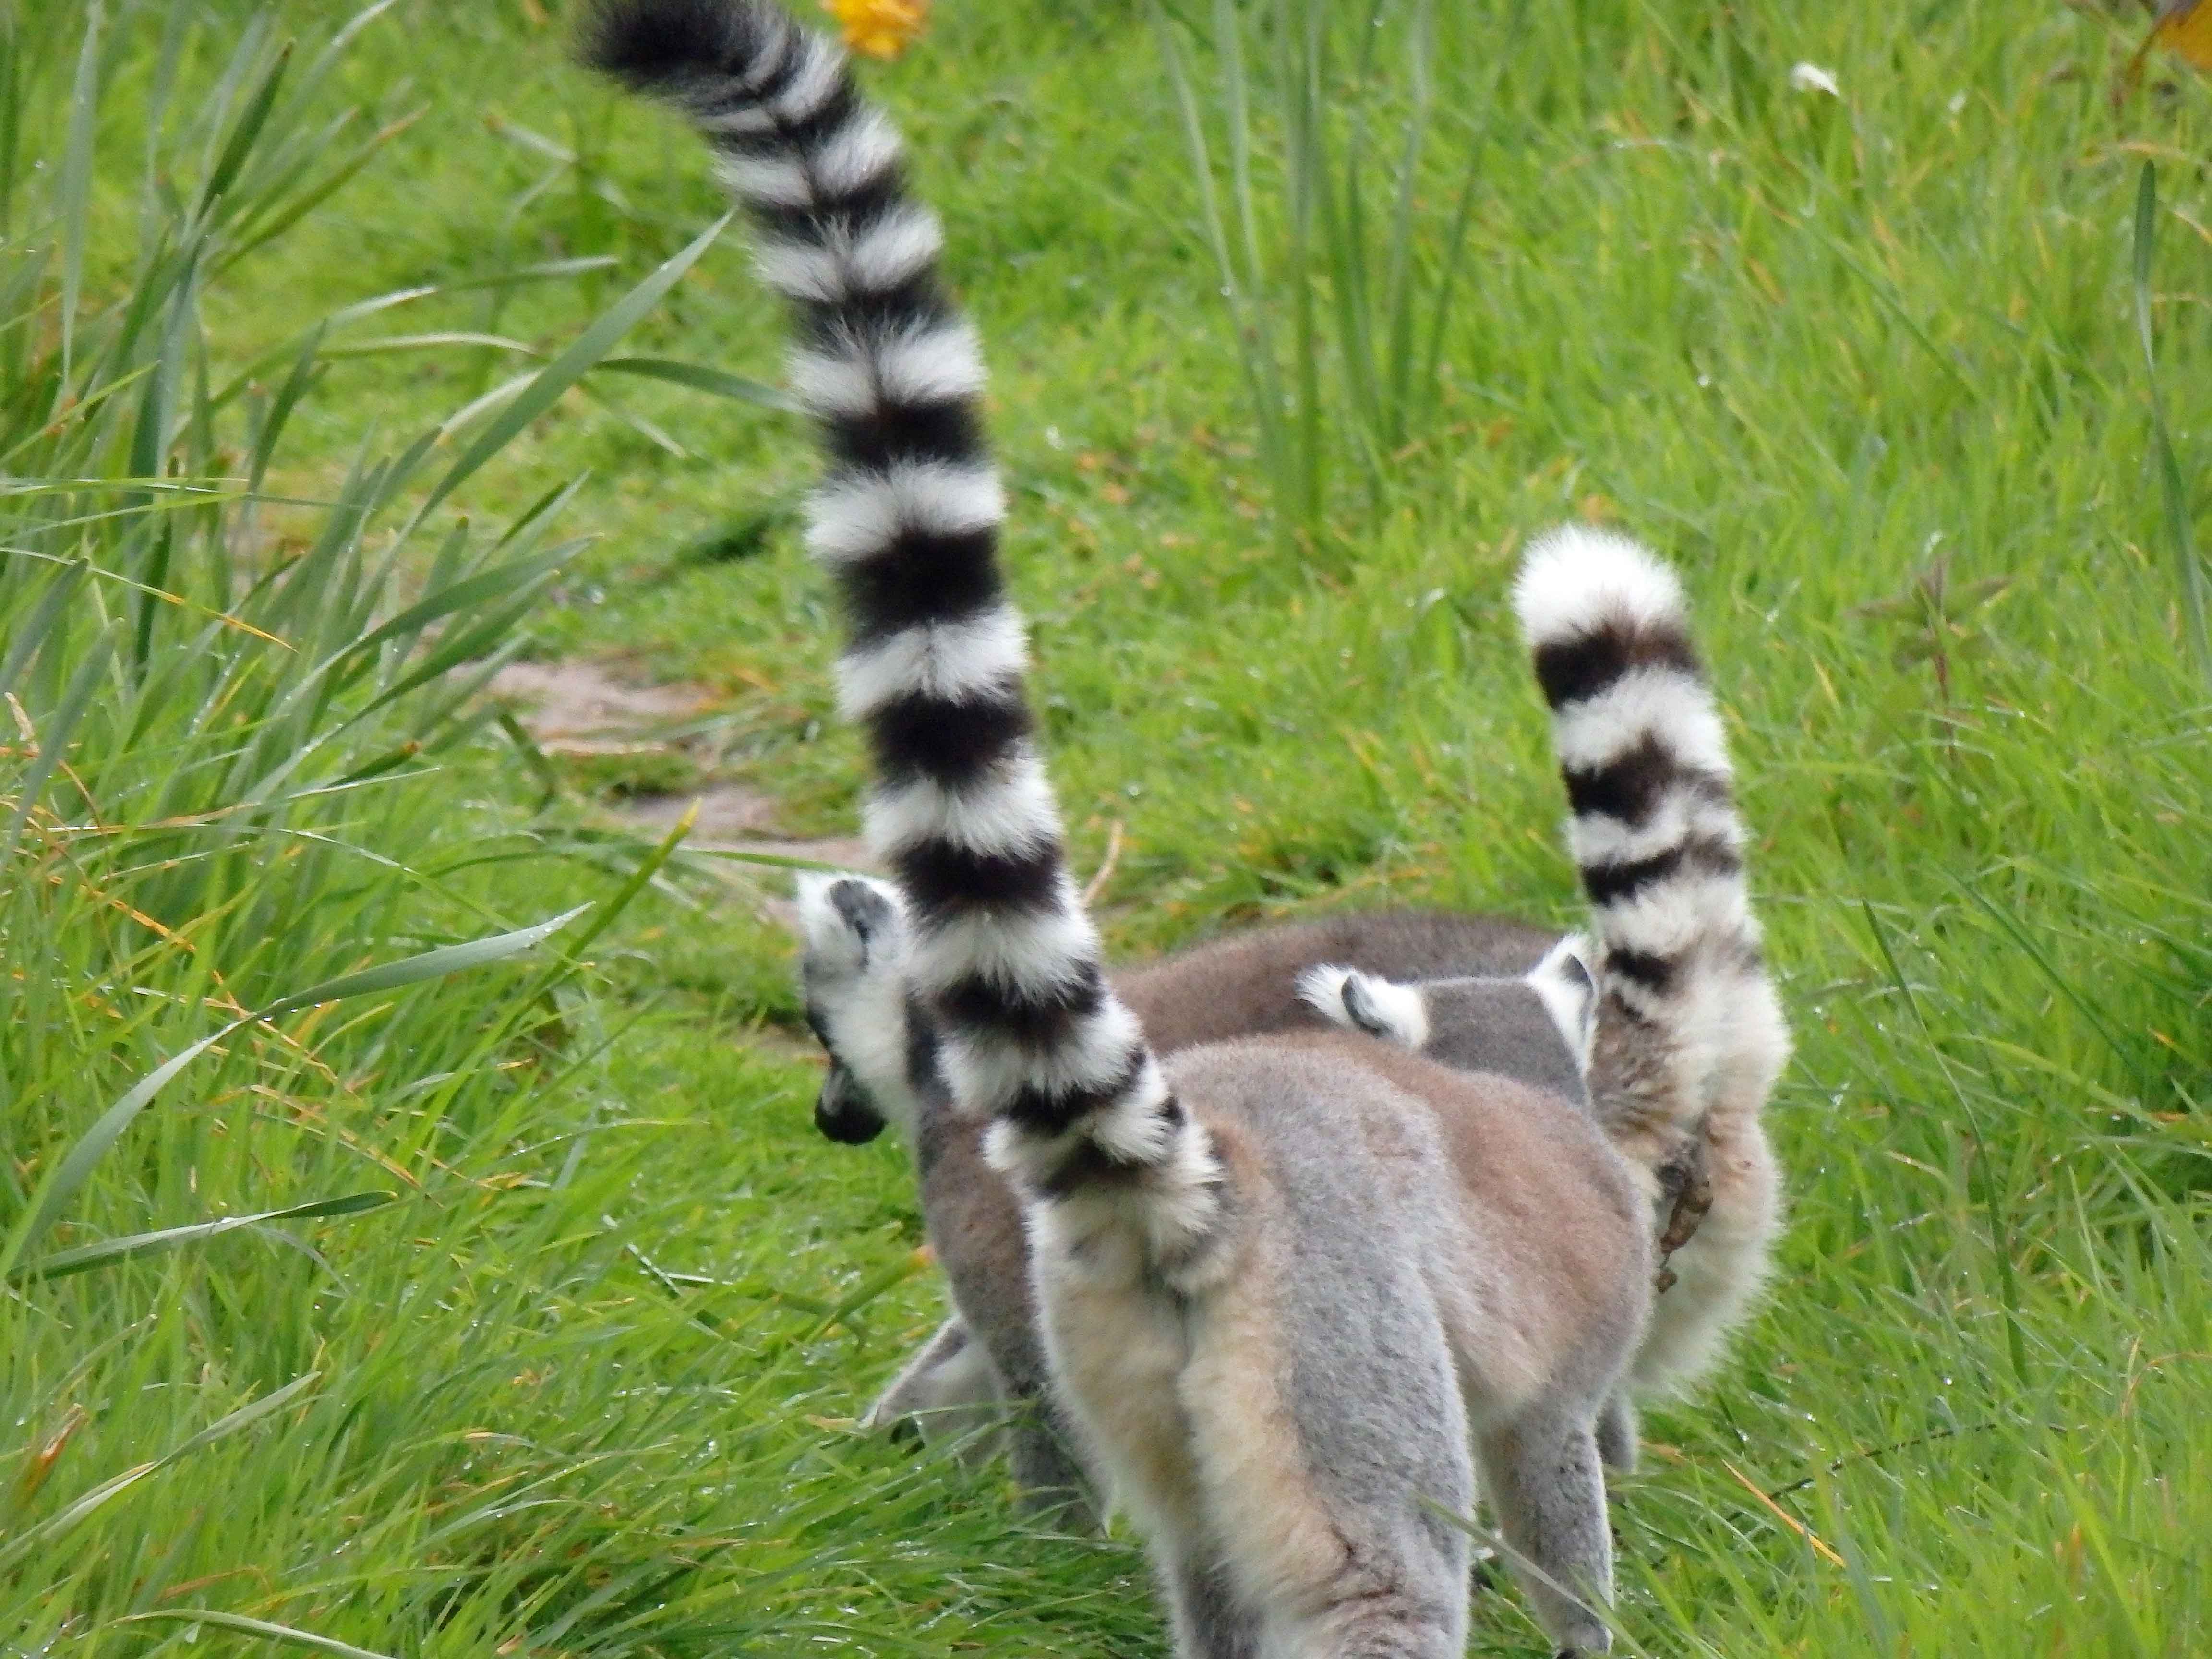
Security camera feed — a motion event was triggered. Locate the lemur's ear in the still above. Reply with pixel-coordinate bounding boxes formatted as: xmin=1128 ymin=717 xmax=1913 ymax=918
xmin=1525 ymin=932 xmax=1598 ymax=1070
xmin=1296 ymin=965 xmax=1430 ymax=1049
xmin=796 ymin=872 xmax=903 ymax=973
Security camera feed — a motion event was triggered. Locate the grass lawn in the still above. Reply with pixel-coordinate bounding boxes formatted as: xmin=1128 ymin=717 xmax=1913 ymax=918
xmin=6 ymin=0 xmax=2210 ymax=1653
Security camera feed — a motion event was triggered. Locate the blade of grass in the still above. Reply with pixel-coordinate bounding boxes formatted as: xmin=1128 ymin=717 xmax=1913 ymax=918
xmin=2131 ymin=161 xmax=2210 ymax=684
xmin=10 ymin=1191 xmax=397 ymax=1282
xmin=594 ymin=355 xmax=799 ymax=411
xmin=409 ymin=210 xmax=733 ymax=526
xmin=112 ymin=1610 xmax=400 ymax=1659
xmin=58 ymin=0 xmax=101 ymax=380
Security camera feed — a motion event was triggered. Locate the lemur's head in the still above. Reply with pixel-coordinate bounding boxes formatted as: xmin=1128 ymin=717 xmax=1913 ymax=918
xmin=1297 ymin=934 xmax=1599 ymax=1107
xmin=793 ymin=872 xmax=929 ymax=1144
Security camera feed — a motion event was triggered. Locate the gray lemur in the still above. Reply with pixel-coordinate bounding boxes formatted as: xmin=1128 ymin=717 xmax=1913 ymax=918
xmin=1303 ymin=527 xmax=1793 ymax=1430
xmin=797 ymin=877 xmax=1598 ymax=1513
xmin=587 ymin=4 xmax=1651 ymax=1650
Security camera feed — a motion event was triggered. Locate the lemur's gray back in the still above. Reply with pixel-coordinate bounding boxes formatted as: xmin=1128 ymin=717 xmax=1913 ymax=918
xmin=897 ymin=906 xmax=1575 ymax=1503
xmin=809 ymin=901 xmax=1560 ymax=1144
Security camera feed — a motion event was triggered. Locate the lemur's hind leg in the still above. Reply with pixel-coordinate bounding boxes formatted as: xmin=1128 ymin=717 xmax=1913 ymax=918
xmin=1161 ymin=1546 xmax=1263 ymax=1659
xmin=1004 ymin=1405 xmax=1094 ymax=1529
xmin=863 ymin=1315 xmax=991 ymax=1444
xmin=864 ymin=1314 xmax=1092 ymax=1526
xmin=1594 ymin=1393 xmax=1638 ymax=1474
xmin=1476 ymin=1407 xmax=1616 ymax=1656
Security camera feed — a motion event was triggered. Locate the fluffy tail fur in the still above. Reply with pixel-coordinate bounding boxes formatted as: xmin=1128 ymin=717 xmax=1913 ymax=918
xmin=582 ymin=0 xmax=1218 ymax=1254
xmin=1513 ymin=528 xmax=1791 ymax=1147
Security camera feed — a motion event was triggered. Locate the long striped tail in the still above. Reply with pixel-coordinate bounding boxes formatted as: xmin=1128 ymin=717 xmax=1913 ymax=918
xmin=581 ymin=0 xmax=1219 ymax=1256
xmin=1512 ymin=527 xmax=1791 ymax=1149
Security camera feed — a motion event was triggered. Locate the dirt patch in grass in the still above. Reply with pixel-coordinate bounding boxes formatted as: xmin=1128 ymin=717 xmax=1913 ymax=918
xmin=490 ymin=658 xmax=874 ymax=875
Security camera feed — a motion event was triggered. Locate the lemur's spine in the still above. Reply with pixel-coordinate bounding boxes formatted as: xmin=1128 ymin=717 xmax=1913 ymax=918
xmin=582 ymin=0 xmax=1217 ymax=1248
xmin=1513 ymin=528 xmax=1790 ymax=1132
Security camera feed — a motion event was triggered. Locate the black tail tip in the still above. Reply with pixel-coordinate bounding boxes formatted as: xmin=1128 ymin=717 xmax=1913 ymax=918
xmin=576 ymin=0 xmax=770 ymax=88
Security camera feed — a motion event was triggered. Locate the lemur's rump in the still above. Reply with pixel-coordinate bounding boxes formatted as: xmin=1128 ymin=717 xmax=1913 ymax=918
xmin=800 ymin=883 xmax=1585 ymax=1497
xmin=1305 ymin=532 xmax=1791 ymax=1451
xmin=586 ymin=6 xmax=1647 ymax=1650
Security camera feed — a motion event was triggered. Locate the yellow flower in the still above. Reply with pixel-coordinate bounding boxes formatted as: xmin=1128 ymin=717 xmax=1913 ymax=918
xmin=822 ymin=0 xmax=930 ymax=61
xmin=2152 ymin=0 xmax=2212 ymax=72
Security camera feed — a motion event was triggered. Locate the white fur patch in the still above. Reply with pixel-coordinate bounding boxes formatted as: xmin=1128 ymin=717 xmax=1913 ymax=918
xmin=1139 ymin=1117 xmax=1226 ymax=1262
xmin=1695 ymin=967 xmax=1793 ymax=1125
xmin=804 ymin=461 xmax=1005 ymax=565
xmin=939 ymin=995 xmax=1139 ymax=1118
xmin=784 ymin=343 xmax=874 ymax=418
xmin=836 ymin=607 xmax=1029 ymax=721
xmin=808 ymin=107 xmax=902 ymax=195
xmin=1513 ymin=524 xmax=1686 ymax=649
xmin=700 ymin=104 xmax=778 ymax=138
xmin=711 ymin=149 xmax=811 ymax=209
xmin=1085 ymin=1057 xmax=1179 ymax=1164
xmin=1525 ymin=933 xmax=1598 ymax=1075
xmin=795 ymin=869 xmax=886 ymax=968
xmin=735 ymin=16 xmax=803 ymax=93
xmin=823 ymin=967 xmax=924 ymax=1138
xmin=1296 ymin=964 xmax=1428 ymax=1050
xmin=792 ymin=873 xmax=925 ymax=1139
xmin=864 ymin=751 xmax=1059 ymax=861
xmin=906 ymin=885 xmax=1099 ymax=993
xmin=765 ymin=35 xmax=843 ymax=123
xmin=757 ymin=205 xmax=942 ymax=306
xmin=750 ymin=235 xmax=844 ymax=303
xmin=1594 ymin=869 xmax=1751 ymax=962
xmin=1294 ymin=964 xmax=1356 ymax=1023
xmin=846 ymin=204 xmax=942 ymax=289
xmin=787 ymin=320 xmax=987 ymax=421
xmin=1549 ymin=666 xmax=1732 ymax=779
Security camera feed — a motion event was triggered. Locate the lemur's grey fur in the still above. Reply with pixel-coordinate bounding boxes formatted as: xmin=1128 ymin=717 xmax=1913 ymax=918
xmin=806 ymin=901 xmax=1563 ymax=1146
xmin=584 ymin=5 xmax=1648 ymax=1648
xmin=1307 ymin=530 xmax=1793 ymax=1413
xmin=799 ymin=882 xmax=1599 ymax=1505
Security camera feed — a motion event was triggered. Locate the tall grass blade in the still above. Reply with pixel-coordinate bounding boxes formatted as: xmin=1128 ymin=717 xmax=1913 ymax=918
xmin=2131 ymin=161 xmax=2210 ymax=684
xmin=595 ymin=354 xmax=799 ymax=410
xmin=412 ymin=210 xmax=734 ymax=524
xmin=110 ymin=1611 xmax=399 ymax=1659
xmin=196 ymin=39 xmax=292 ymax=218
xmin=10 ymin=1191 xmax=397 ymax=1282
xmin=57 ymin=0 xmax=101 ymax=380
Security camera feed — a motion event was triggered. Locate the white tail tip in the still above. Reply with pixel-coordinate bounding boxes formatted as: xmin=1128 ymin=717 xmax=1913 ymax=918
xmin=1513 ymin=525 xmax=1686 ymax=647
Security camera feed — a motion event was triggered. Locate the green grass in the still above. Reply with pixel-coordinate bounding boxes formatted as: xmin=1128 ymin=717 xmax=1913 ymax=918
xmin=5 ymin=0 xmax=2210 ymax=1653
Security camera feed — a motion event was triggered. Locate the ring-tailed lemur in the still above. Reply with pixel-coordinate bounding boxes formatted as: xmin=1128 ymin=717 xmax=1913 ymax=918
xmin=583 ymin=5 xmax=1648 ymax=1650
xmin=798 ymin=878 xmax=1600 ymax=1505
xmin=1305 ymin=527 xmax=1792 ymax=1413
